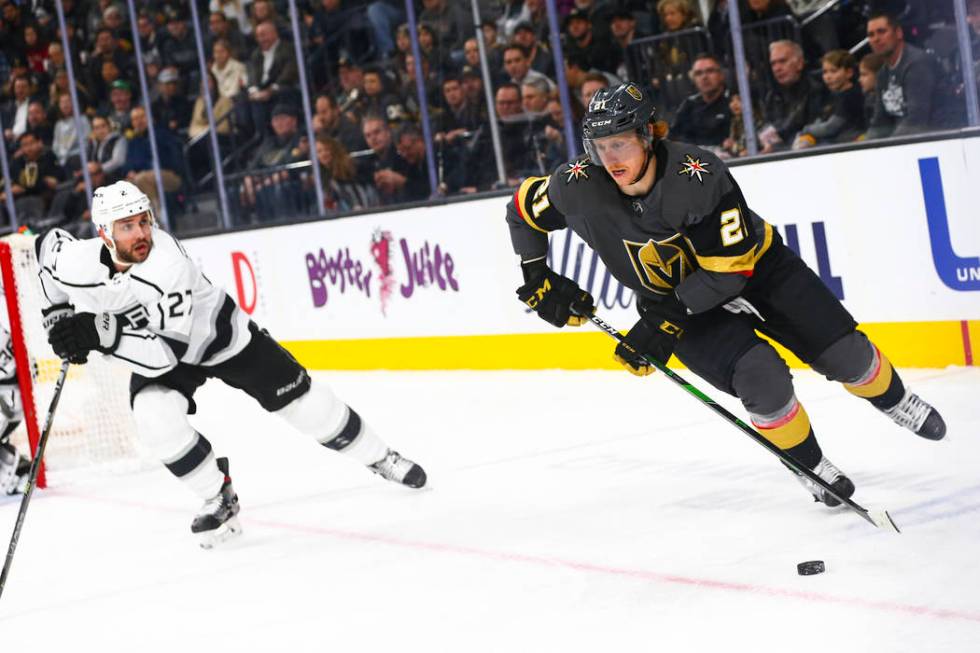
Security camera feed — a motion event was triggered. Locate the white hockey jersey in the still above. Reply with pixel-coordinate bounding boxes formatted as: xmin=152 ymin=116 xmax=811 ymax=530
xmin=36 ymin=228 xmax=252 ymax=377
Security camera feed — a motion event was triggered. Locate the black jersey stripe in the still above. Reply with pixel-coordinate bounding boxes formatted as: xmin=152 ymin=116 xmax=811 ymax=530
xmin=131 ymin=274 xmax=165 ymax=297
xmin=200 ymin=295 xmax=236 ymax=364
xmin=164 ymin=434 xmax=213 ymax=478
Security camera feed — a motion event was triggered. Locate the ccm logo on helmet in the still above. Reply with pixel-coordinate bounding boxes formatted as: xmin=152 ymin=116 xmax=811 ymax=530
xmin=591 ymin=119 xmax=612 ymax=126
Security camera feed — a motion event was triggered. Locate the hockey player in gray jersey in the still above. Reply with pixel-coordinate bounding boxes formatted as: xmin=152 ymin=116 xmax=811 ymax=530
xmin=506 ymin=83 xmax=945 ymax=508
xmin=37 ymin=181 xmax=427 ymax=548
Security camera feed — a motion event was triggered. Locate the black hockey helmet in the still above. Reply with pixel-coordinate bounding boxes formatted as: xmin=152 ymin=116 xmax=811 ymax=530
xmin=581 ymin=83 xmax=656 ymax=154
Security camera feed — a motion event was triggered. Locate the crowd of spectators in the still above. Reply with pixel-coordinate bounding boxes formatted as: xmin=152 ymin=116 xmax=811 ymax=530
xmin=0 ymin=0 xmax=978 ymax=231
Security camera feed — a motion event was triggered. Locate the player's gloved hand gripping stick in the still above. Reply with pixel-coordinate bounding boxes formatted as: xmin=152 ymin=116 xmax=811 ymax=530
xmin=517 ymin=258 xmax=595 ymax=327
xmin=585 ymin=310 xmax=901 ymax=533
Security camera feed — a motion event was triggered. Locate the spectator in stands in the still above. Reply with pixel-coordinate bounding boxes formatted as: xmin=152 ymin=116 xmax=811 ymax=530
xmin=658 ymin=0 xmax=700 ymax=31
xmin=52 ymin=160 xmax=107 ymax=235
xmin=250 ymin=0 xmax=290 ymax=38
xmin=313 ymin=132 xmax=380 ymax=212
xmin=864 ymin=12 xmax=943 ymax=139
xmin=96 ymin=59 xmax=124 ymax=107
xmin=419 ymin=0 xmax=469 ymax=56
xmin=757 ymin=40 xmax=826 ymax=153
xmin=563 ymin=9 xmax=617 ymax=76
xmin=207 ymin=11 xmax=246 ymax=58
xmin=567 ymin=0 xmax=613 ymax=42
xmin=671 ymin=53 xmax=732 ymax=147
xmin=47 ymin=68 xmax=94 ymax=116
xmin=1 ymin=131 xmax=64 ymax=224
xmin=103 ymin=79 xmax=134 ymax=132
xmin=188 ymin=71 xmax=234 ymax=140
xmin=434 ymin=75 xmax=488 ymax=192
xmin=51 ymin=93 xmax=90 ymax=171
xmin=366 ymin=1 xmax=405 ymax=60
xmin=86 ymin=27 xmax=131 ymax=103
xmin=161 ymin=7 xmax=200 ymax=82
xmin=521 ymin=0 xmax=551 ymax=44
xmin=462 ymin=37 xmax=503 ymax=87
xmin=460 ymin=66 xmax=486 ymax=110
xmin=360 ymin=114 xmax=412 ymax=205
xmin=2 ymin=76 xmax=34 ymax=145
xmin=211 ymin=38 xmax=248 ymax=101
xmin=211 ymin=0 xmax=253 ymax=37
xmin=310 ymin=0 xmax=356 ymax=67
xmin=417 ymin=23 xmax=449 ymax=75
xmin=22 ymin=24 xmax=49 ymax=76
xmin=336 ymin=57 xmax=365 ymax=119
xmin=152 ymin=67 xmax=193 ymax=134
xmin=513 ymin=22 xmax=554 ymax=77
xmin=247 ymin=21 xmax=299 ymax=133
xmin=137 ymin=12 xmax=163 ymax=65
xmin=609 ymin=6 xmax=643 ymax=81
xmin=793 ymin=50 xmax=865 ymax=148
xmin=241 ymin=103 xmax=305 ymax=221
xmin=494 ymin=82 xmax=537 ymax=181
xmin=580 ymin=72 xmax=610 ymax=108
xmin=522 ymin=78 xmax=565 ymax=172
xmin=86 ymin=114 xmax=128 ymax=180
xmin=313 ymin=93 xmax=367 ymax=153
xmin=249 ymin=103 xmax=303 ymax=170
xmin=503 ymin=44 xmax=556 ymax=93
xmin=393 ymin=124 xmax=432 ymax=202
xmin=858 ymin=53 xmax=886 ymax=126
xmin=25 ymin=100 xmax=53 ymax=147
xmin=361 ymin=65 xmax=410 ymax=124
xmin=121 ymin=106 xmax=183 ymax=216
xmin=744 ymin=0 xmax=794 ymax=23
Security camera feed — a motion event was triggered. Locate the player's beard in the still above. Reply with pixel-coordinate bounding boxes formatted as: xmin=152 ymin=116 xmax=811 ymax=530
xmin=117 ymin=237 xmax=153 ymax=264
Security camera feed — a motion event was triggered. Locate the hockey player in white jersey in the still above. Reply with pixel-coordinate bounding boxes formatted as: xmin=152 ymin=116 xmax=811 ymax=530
xmin=36 ymin=181 xmax=427 ymax=548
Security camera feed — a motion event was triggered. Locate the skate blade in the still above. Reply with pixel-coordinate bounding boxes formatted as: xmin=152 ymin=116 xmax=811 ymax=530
xmin=197 ymin=516 xmax=243 ymax=549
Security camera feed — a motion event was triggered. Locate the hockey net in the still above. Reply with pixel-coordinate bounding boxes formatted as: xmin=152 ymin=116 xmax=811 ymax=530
xmin=0 ymin=234 xmax=142 ymax=488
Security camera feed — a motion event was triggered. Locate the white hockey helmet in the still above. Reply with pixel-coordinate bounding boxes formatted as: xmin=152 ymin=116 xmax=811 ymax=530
xmin=91 ymin=181 xmax=155 ymax=240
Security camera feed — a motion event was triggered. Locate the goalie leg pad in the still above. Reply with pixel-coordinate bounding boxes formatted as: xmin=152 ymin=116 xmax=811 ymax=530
xmin=276 ymin=381 xmax=388 ymax=465
xmin=133 ymin=385 xmax=224 ymax=500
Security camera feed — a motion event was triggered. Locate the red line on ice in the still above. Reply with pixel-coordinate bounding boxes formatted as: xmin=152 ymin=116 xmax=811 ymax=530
xmin=50 ymin=489 xmax=979 ymax=625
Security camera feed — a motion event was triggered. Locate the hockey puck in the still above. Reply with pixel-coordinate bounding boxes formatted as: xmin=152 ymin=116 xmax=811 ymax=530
xmin=797 ymin=560 xmax=825 ymax=576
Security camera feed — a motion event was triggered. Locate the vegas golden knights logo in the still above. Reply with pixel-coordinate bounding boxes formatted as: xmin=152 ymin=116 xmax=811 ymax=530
xmin=623 ymin=235 xmax=694 ymax=294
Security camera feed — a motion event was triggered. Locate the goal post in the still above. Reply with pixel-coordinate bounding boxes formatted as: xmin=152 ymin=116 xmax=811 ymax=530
xmin=0 ymin=239 xmax=46 ymax=488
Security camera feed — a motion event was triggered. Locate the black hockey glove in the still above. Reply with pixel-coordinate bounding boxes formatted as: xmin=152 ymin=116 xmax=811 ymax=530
xmin=47 ymin=312 xmax=122 ymax=365
xmin=614 ymin=295 xmax=690 ymax=376
xmin=516 ymin=259 xmax=595 ymax=328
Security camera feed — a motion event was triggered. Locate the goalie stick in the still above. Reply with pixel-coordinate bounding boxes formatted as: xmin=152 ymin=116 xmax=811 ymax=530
xmin=0 ymin=359 xmax=70 ymax=601
xmin=585 ymin=312 xmax=900 ymax=533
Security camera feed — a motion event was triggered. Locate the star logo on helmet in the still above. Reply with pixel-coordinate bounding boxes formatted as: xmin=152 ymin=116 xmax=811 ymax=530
xmin=677 ymin=154 xmax=711 ymax=183
xmin=565 ymin=159 xmax=590 ymax=183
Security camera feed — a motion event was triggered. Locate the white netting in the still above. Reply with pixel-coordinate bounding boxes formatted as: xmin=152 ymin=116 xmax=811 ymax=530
xmin=3 ymin=234 xmax=144 ymax=480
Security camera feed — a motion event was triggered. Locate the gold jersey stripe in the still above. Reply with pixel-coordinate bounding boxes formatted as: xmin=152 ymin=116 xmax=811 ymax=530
xmin=754 ymin=401 xmax=812 ymax=449
xmin=845 ymin=353 xmax=895 ymax=398
xmin=695 ymin=221 xmax=774 ymax=273
xmin=515 ymin=176 xmax=550 ymax=234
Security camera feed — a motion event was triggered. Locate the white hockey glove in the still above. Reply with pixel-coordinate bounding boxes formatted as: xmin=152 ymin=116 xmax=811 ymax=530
xmin=722 ymin=297 xmax=765 ymax=322
xmin=41 ymin=303 xmax=75 ymax=333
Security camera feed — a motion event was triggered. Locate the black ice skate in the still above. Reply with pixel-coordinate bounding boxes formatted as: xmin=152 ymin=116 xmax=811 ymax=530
xmin=883 ymin=390 xmax=946 ymax=440
xmin=794 ymin=456 xmax=855 ymax=508
xmin=0 ymin=442 xmax=30 ymax=495
xmin=369 ymin=449 xmax=427 ymax=489
xmin=191 ymin=457 xmax=242 ymax=549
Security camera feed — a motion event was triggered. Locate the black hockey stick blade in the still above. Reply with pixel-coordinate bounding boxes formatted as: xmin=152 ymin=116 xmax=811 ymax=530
xmin=585 ymin=312 xmax=901 ymax=533
xmin=0 ymin=360 xmax=71 ymax=601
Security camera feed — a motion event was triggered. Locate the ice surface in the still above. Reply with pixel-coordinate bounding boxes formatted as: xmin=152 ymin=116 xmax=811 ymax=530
xmin=2 ymin=368 xmax=978 ymax=652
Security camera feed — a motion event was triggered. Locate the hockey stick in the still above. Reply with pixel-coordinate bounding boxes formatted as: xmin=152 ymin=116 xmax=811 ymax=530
xmin=0 ymin=359 xmax=71 ymax=601
xmin=586 ymin=313 xmax=900 ymax=533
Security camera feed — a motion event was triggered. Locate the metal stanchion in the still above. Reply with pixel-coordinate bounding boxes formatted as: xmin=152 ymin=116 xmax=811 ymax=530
xmin=404 ymin=0 xmax=440 ymax=197
xmin=469 ymin=0 xmax=507 ymax=187
xmin=953 ymin=0 xmax=980 ymax=126
xmin=54 ymin=0 xmax=93 ymax=207
xmin=727 ymin=1 xmax=759 ymax=156
xmin=544 ymin=0 xmax=579 ymax=159
xmin=125 ymin=0 xmax=171 ymax=230
xmin=0 ymin=112 xmax=17 ymax=229
xmin=189 ymin=0 xmax=233 ymax=228
xmin=287 ymin=0 xmax=327 ymax=217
